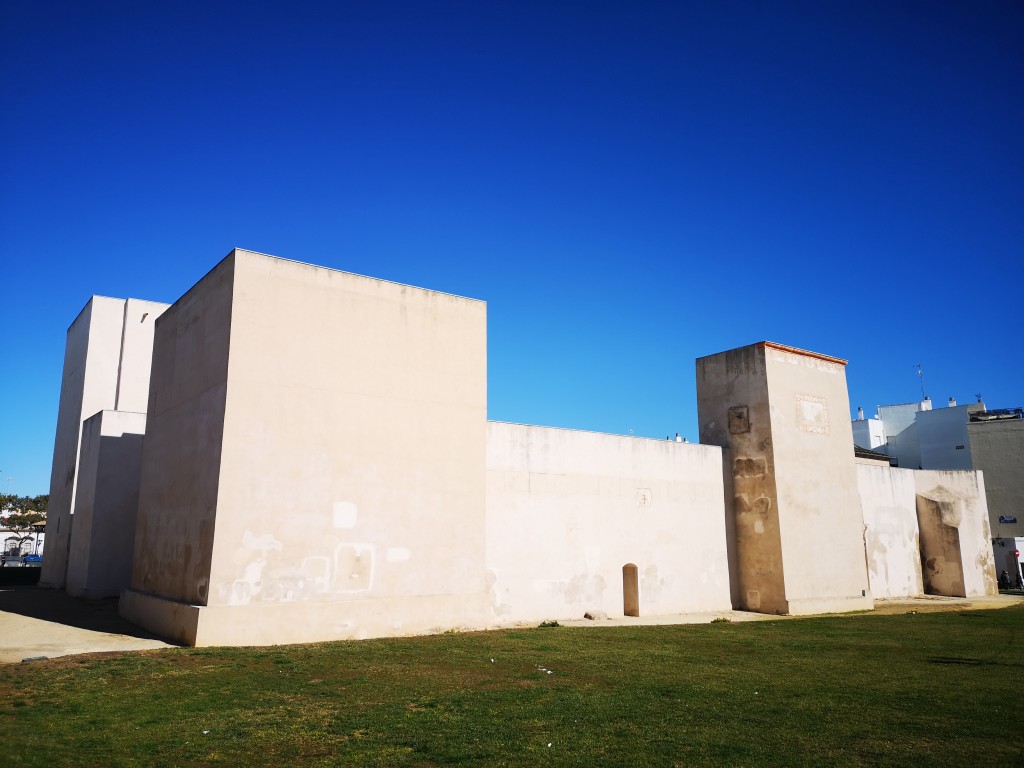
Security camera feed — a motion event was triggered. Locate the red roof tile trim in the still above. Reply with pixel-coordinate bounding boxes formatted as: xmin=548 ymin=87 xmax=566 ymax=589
xmin=757 ymin=341 xmax=848 ymax=367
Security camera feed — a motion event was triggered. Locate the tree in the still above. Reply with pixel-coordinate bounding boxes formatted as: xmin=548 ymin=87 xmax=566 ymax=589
xmin=1 ymin=494 xmax=47 ymax=555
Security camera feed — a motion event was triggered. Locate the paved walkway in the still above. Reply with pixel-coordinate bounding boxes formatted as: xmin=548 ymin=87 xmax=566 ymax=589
xmin=0 ymin=586 xmax=173 ymax=663
xmin=2 ymin=586 xmax=1021 ymax=664
xmin=559 ymin=593 xmax=1024 ymax=628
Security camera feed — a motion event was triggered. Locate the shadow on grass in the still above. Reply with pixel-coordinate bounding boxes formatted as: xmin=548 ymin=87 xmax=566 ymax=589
xmin=929 ymin=656 xmax=1024 ymax=668
xmin=0 ymin=585 xmax=166 ymax=641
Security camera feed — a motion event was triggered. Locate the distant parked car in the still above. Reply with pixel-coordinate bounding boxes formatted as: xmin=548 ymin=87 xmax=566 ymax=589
xmin=23 ymin=554 xmax=42 ymax=565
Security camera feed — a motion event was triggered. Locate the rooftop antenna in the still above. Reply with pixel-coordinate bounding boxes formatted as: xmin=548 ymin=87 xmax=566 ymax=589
xmin=913 ymin=364 xmax=926 ymax=400
xmin=975 ymin=393 xmax=983 ymax=403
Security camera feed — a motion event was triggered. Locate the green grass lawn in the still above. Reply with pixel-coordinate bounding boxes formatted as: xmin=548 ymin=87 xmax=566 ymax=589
xmin=2 ymin=606 xmax=1022 ymax=767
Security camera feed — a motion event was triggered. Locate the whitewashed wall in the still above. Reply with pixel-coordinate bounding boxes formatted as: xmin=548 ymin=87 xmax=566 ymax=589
xmin=856 ymin=460 xmax=923 ymax=598
xmin=486 ymin=422 xmax=732 ymax=623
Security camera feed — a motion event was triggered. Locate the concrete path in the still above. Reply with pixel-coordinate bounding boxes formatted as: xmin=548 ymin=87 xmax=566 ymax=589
xmin=559 ymin=593 xmax=1024 ymax=628
xmin=2 ymin=587 xmax=1021 ymax=664
xmin=0 ymin=586 xmax=174 ymax=663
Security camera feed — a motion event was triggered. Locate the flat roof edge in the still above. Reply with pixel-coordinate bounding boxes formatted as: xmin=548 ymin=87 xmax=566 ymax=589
xmin=231 ymin=248 xmax=486 ymax=304
xmin=758 ymin=341 xmax=847 ymax=366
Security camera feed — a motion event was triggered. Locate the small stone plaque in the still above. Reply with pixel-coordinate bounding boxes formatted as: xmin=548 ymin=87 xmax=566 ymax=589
xmin=728 ymin=406 xmax=750 ymax=434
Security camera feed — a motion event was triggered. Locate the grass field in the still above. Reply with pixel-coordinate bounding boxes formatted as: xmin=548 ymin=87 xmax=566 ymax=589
xmin=2 ymin=606 xmax=1022 ymax=767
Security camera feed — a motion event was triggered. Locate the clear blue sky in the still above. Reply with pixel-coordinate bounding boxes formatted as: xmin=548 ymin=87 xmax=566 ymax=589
xmin=2 ymin=1 xmax=1021 ymax=496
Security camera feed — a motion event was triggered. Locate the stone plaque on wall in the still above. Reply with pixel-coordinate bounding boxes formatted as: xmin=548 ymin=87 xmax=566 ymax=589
xmin=728 ymin=406 xmax=750 ymax=434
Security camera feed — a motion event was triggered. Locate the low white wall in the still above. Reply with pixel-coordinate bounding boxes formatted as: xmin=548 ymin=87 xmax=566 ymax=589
xmin=856 ymin=460 xmax=922 ymax=598
xmin=486 ymin=423 xmax=732 ymax=623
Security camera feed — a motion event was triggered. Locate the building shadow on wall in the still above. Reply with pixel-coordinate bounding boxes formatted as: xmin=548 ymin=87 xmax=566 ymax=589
xmin=0 ymin=585 xmax=168 ymax=641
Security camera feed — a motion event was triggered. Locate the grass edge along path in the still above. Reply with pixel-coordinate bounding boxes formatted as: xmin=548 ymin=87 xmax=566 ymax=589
xmin=2 ymin=605 xmax=1022 ymax=767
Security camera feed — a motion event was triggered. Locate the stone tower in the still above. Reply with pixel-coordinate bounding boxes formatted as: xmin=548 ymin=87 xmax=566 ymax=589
xmin=696 ymin=342 xmax=873 ymax=615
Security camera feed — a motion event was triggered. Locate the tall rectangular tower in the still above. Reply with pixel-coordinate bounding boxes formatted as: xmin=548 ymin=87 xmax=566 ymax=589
xmin=40 ymin=296 xmax=168 ymax=589
xmin=696 ymin=342 xmax=873 ymax=615
xmin=121 ymin=250 xmax=490 ymax=646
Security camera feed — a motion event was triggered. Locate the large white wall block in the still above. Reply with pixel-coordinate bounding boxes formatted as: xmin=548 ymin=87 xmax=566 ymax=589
xmin=122 ymin=250 xmax=490 ymax=646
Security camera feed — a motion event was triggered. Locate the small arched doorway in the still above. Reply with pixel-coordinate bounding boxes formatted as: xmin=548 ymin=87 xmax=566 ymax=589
xmin=622 ymin=563 xmax=639 ymax=617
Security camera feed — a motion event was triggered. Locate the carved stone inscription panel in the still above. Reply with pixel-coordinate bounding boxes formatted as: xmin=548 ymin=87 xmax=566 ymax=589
xmin=796 ymin=394 xmax=829 ymax=435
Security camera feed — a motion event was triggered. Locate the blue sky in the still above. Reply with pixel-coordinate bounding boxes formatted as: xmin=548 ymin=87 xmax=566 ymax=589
xmin=1 ymin=1 xmax=1021 ymax=496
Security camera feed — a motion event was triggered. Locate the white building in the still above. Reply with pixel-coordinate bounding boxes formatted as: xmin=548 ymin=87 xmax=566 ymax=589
xmin=0 ymin=510 xmax=44 ymax=562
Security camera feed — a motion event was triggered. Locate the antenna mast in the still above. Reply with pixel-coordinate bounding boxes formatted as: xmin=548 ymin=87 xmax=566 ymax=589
xmin=913 ymin=363 xmax=926 ymax=400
